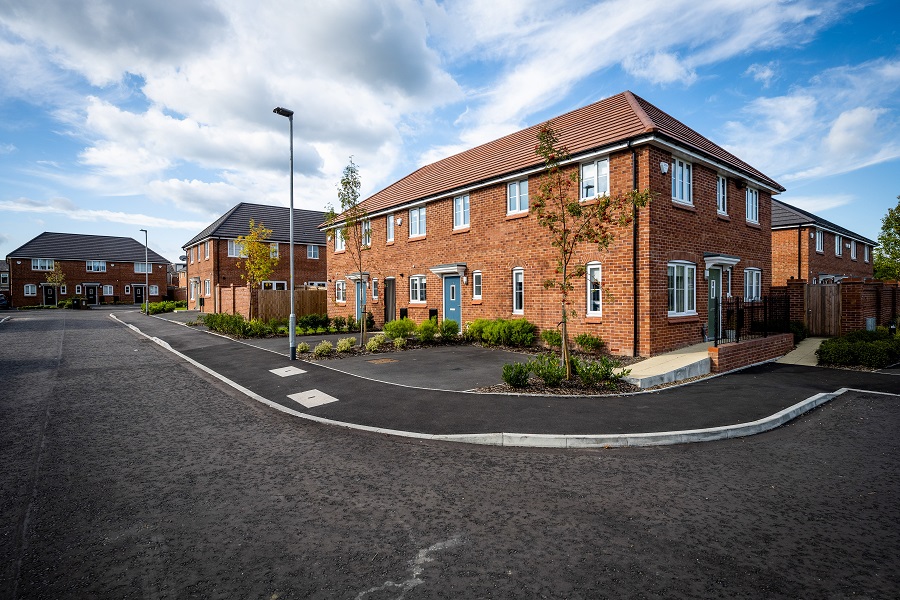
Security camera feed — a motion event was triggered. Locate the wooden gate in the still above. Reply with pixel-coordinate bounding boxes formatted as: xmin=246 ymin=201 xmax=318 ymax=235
xmin=806 ymin=284 xmax=841 ymax=336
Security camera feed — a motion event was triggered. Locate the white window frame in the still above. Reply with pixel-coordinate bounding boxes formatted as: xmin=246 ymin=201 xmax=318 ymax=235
xmin=24 ymin=284 xmax=37 ymax=296
xmin=361 ymin=219 xmax=372 ymax=247
xmin=581 ymin=158 xmax=610 ymax=201
xmin=507 ymin=179 xmax=529 ymax=214
xmin=335 ymin=280 xmax=346 ymax=302
xmin=75 ymin=284 xmax=82 ymax=295
xmin=409 ymin=207 xmax=426 ymax=237
xmin=453 ymin=194 xmax=470 ymax=229
xmin=227 ymin=239 xmax=245 ymax=257
xmin=270 ymin=243 xmax=279 ymax=259
xmin=835 ymin=234 xmax=842 ymax=256
xmin=671 ymin=158 xmax=692 ymax=205
xmin=86 ymin=260 xmax=107 ymax=273
xmin=205 ymin=241 xmax=210 ymax=259
xmin=372 ymin=278 xmax=379 ymax=301
xmin=410 ymin=275 xmax=427 ymax=303
xmin=31 ymin=258 xmax=53 ymax=271
xmin=386 ymin=214 xmax=395 ymax=242
xmin=261 ymin=281 xmax=287 ymax=291
xmin=59 ymin=285 xmax=67 ymax=295
xmin=744 ymin=268 xmax=762 ymax=301
xmin=512 ymin=268 xmax=524 ymax=315
xmin=850 ymin=240 xmax=857 ymax=260
xmin=149 ymin=285 xmax=159 ymax=296
xmin=204 ymin=279 xmax=211 ymax=296
xmin=667 ymin=261 xmax=696 ymax=317
xmin=307 ymin=245 xmax=319 ymax=259
xmin=125 ymin=285 xmax=131 ymax=295
xmin=135 ymin=262 xmax=152 ymax=273
xmin=815 ymin=229 xmax=824 ymax=252
xmin=586 ymin=262 xmax=602 ymax=317
xmin=864 ymin=245 xmax=870 ymax=263
xmin=472 ymin=271 xmax=482 ymax=300
xmin=190 ymin=282 xmax=196 ymax=300
xmin=334 ymin=228 xmax=345 ymax=252
xmin=102 ymin=285 xmax=114 ymax=296
xmin=0 ymin=273 xmax=7 ymax=285
xmin=745 ymin=187 xmax=759 ymax=223
xmin=190 ymin=247 xmax=195 ymax=264
xmin=716 ymin=175 xmax=728 ymax=214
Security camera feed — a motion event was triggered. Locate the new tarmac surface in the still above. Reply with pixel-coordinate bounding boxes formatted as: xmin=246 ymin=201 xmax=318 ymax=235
xmin=114 ymin=310 xmax=900 ymax=443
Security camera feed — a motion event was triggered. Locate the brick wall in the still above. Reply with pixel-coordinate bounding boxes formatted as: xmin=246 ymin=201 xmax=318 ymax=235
xmin=218 ymin=284 xmax=252 ymax=319
xmin=184 ymin=238 xmax=326 ymax=312
xmin=772 ymin=226 xmax=874 ymax=286
xmin=327 ymin=143 xmax=774 ymax=357
xmin=840 ymin=279 xmax=900 ymax=334
xmin=7 ymin=258 xmax=167 ymax=307
xmin=707 ymin=333 xmax=794 ymax=373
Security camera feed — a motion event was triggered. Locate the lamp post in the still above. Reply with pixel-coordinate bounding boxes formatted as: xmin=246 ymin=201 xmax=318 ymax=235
xmin=273 ymin=106 xmax=296 ymax=360
xmin=139 ymin=228 xmax=148 ymax=315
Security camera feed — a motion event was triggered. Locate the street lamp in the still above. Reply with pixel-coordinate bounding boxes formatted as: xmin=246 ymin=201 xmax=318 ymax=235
xmin=273 ymin=106 xmax=296 ymax=360
xmin=139 ymin=228 xmax=148 ymax=315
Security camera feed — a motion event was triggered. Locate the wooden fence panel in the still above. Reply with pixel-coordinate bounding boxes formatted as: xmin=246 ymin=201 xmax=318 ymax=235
xmin=258 ymin=288 xmax=327 ymax=321
xmin=806 ymin=284 xmax=841 ymax=336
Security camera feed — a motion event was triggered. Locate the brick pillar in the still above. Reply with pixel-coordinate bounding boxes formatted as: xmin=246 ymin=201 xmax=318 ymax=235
xmin=840 ymin=279 xmax=864 ymax=335
xmin=786 ymin=279 xmax=807 ymax=325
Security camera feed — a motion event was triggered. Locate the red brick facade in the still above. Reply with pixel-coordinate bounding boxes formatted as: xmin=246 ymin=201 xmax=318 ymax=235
xmin=327 ymin=145 xmax=774 ymax=357
xmin=772 ymin=227 xmax=874 ymax=285
xmin=6 ymin=258 xmax=167 ymax=308
xmin=708 ymin=334 xmax=793 ymax=373
xmin=183 ymin=239 xmax=326 ymax=312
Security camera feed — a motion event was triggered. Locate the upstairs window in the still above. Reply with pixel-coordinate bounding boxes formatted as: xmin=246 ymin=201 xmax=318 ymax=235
xmin=386 ymin=213 xmax=395 ymax=242
xmin=745 ymin=188 xmax=759 ymax=223
xmin=409 ymin=207 xmax=426 ymax=237
xmin=835 ymin=235 xmax=842 ymax=256
xmin=227 ymin=239 xmax=245 ymax=257
xmin=453 ymin=194 xmax=470 ymax=229
xmin=135 ymin=262 xmax=152 ymax=273
xmin=507 ymin=180 xmax=529 ymax=214
xmin=581 ymin=158 xmax=609 ymax=201
xmin=32 ymin=258 xmax=53 ymax=271
xmin=205 ymin=241 xmax=210 ymax=259
xmin=86 ymin=260 xmax=106 ymax=272
xmin=815 ymin=230 xmax=824 ymax=252
xmin=744 ymin=268 xmax=762 ymax=301
xmin=270 ymin=243 xmax=279 ymax=259
xmin=671 ymin=158 xmax=692 ymax=204
xmin=307 ymin=245 xmax=319 ymax=259
xmin=334 ymin=228 xmax=345 ymax=252
xmin=716 ymin=175 xmax=728 ymax=214
xmin=850 ymin=240 xmax=857 ymax=260
xmin=864 ymin=245 xmax=870 ymax=263
xmin=361 ymin=220 xmax=372 ymax=247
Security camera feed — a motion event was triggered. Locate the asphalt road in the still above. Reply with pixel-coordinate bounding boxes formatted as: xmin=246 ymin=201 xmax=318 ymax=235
xmin=2 ymin=309 xmax=899 ymax=599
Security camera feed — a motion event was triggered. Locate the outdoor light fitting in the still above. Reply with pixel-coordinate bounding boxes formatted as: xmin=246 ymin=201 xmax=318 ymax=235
xmin=273 ymin=106 xmax=294 ymax=118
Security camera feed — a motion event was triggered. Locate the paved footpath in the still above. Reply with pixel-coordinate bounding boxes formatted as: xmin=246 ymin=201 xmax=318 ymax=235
xmin=115 ymin=310 xmax=900 ymax=443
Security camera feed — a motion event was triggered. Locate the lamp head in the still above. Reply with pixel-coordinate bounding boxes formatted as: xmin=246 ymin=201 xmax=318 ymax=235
xmin=273 ymin=106 xmax=294 ymax=118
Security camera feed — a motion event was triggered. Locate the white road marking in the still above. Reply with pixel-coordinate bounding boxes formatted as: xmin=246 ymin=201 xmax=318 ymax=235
xmin=288 ymin=389 xmax=338 ymax=408
xmin=270 ymin=366 xmax=307 ymax=377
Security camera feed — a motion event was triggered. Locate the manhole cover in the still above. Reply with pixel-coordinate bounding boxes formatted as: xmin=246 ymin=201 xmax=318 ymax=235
xmin=367 ymin=358 xmax=398 ymax=364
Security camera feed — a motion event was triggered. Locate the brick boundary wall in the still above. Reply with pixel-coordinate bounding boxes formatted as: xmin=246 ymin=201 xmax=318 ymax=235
xmin=707 ymin=333 xmax=793 ymax=373
xmin=218 ymin=285 xmax=253 ymax=319
xmin=776 ymin=279 xmax=899 ymax=333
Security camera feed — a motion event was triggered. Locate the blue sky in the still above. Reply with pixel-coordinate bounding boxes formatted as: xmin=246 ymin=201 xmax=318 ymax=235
xmin=1 ymin=0 xmax=898 ymax=263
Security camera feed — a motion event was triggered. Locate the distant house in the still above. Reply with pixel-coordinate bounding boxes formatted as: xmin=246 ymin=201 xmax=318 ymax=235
xmin=771 ymin=199 xmax=876 ymax=285
xmin=5 ymin=232 xmax=169 ymax=308
xmin=182 ymin=202 xmax=327 ymax=312
xmin=323 ymin=91 xmax=785 ymax=357
xmin=0 ymin=260 xmax=9 ymax=296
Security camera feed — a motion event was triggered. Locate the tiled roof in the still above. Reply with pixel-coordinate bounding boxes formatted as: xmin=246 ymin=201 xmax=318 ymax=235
xmin=772 ymin=199 xmax=877 ymax=246
xmin=342 ymin=90 xmax=784 ymax=221
xmin=6 ymin=232 xmax=170 ymax=263
xmin=184 ymin=202 xmax=326 ymax=248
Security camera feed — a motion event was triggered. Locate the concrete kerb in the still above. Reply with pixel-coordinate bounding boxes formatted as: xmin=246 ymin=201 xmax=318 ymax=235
xmin=109 ymin=312 xmax=885 ymax=448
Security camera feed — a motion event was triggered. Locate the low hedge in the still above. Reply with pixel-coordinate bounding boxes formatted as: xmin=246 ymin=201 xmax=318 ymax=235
xmin=465 ymin=318 xmax=536 ymax=347
xmin=817 ymin=329 xmax=900 ymax=369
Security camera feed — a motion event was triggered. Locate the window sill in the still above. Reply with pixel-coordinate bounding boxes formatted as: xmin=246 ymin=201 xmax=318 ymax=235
xmin=409 ymin=300 xmax=427 ymax=305
xmin=336 ymin=301 xmax=346 ymax=306
xmin=334 ymin=250 xmax=346 ymax=255
xmin=452 ymin=227 xmax=470 ymax=235
xmin=672 ymin=200 xmax=696 ymax=212
xmin=471 ymin=299 xmax=483 ymax=305
xmin=717 ymin=212 xmax=730 ymax=221
xmin=386 ymin=241 xmax=395 ymax=246
xmin=408 ymin=236 xmax=426 ymax=242
xmin=585 ymin=316 xmax=603 ymax=324
xmin=505 ymin=211 xmax=529 ymax=221
xmin=816 ymin=250 xmax=825 ymax=255
xmin=745 ymin=221 xmax=761 ymax=229
xmin=667 ymin=314 xmax=699 ymax=324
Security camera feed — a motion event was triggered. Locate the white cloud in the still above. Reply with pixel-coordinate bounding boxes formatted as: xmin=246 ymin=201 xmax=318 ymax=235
xmin=779 ymin=194 xmax=855 ymax=213
xmin=623 ymin=52 xmax=697 ymax=86
xmin=745 ymin=62 xmax=779 ymax=88
xmin=0 ymin=142 xmax=15 ymax=154
xmin=0 ymin=198 xmax=207 ymax=230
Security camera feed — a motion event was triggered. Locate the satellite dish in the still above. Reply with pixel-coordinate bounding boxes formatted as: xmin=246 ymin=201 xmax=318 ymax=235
xmin=179 ymin=255 xmax=187 ymax=261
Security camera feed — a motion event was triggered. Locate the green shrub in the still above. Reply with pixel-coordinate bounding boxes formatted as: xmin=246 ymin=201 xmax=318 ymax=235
xmin=346 ymin=316 xmax=358 ymax=332
xmin=365 ymin=311 xmax=376 ymax=331
xmin=337 ymin=337 xmax=356 ymax=352
xmin=314 ymin=341 xmax=334 ymax=357
xmin=540 ymin=329 xmax=562 ymax=348
xmin=297 ymin=342 xmax=310 ymax=353
xmin=332 ymin=316 xmax=346 ymax=332
xmin=383 ymin=317 xmax=417 ymax=340
xmin=789 ymin=321 xmax=809 ymax=345
xmin=817 ymin=333 xmax=900 ymax=369
xmin=464 ymin=319 xmax=491 ymax=342
xmin=574 ymin=332 xmax=605 ymax=353
xmin=366 ymin=334 xmax=386 ymax=352
xmin=479 ymin=318 xmax=536 ymax=347
xmin=203 ymin=313 xmax=257 ymax=337
xmin=440 ymin=319 xmax=459 ymax=339
xmin=572 ymin=356 xmax=630 ymax=388
xmin=146 ymin=300 xmax=184 ymax=315
xmin=529 ymin=353 xmax=565 ymax=387
xmin=417 ymin=318 xmax=438 ymax=342
xmin=392 ymin=337 xmax=407 ymax=350
xmin=502 ymin=362 xmax=531 ymax=388
xmin=298 ymin=313 xmax=330 ymax=330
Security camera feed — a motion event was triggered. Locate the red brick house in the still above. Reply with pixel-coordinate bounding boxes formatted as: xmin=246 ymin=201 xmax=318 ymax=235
xmin=183 ymin=202 xmax=327 ymax=312
xmin=324 ymin=91 xmax=785 ymax=357
xmin=771 ymin=199 xmax=876 ymax=285
xmin=5 ymin=232 xmax=169 ymax=308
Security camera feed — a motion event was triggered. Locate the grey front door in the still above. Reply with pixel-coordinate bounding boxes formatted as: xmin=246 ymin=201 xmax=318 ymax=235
xmin=707 ymin=267 xmax=722 ymax=339
xmin=384 ymin=278 xmax=396 ymax=323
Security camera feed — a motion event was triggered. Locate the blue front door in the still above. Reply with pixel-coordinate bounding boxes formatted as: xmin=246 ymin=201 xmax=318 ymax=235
xmin=356 ymin=280 xmax=365 ymax=322
xmin=443 ymin=276 xmax=461 ymax=332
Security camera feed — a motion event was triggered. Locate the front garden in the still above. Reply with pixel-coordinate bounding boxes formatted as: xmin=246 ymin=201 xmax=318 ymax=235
xmin=817 ymin=327 xmax=900 ymax=369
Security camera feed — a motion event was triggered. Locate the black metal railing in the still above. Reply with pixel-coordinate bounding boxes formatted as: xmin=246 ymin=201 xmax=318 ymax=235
xmin=711 ymin=294 xmax=790 ymax=346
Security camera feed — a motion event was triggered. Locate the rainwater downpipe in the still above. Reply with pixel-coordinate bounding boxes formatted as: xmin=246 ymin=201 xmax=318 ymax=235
xmin=630 ymin=140 xmax=639 ymax=358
